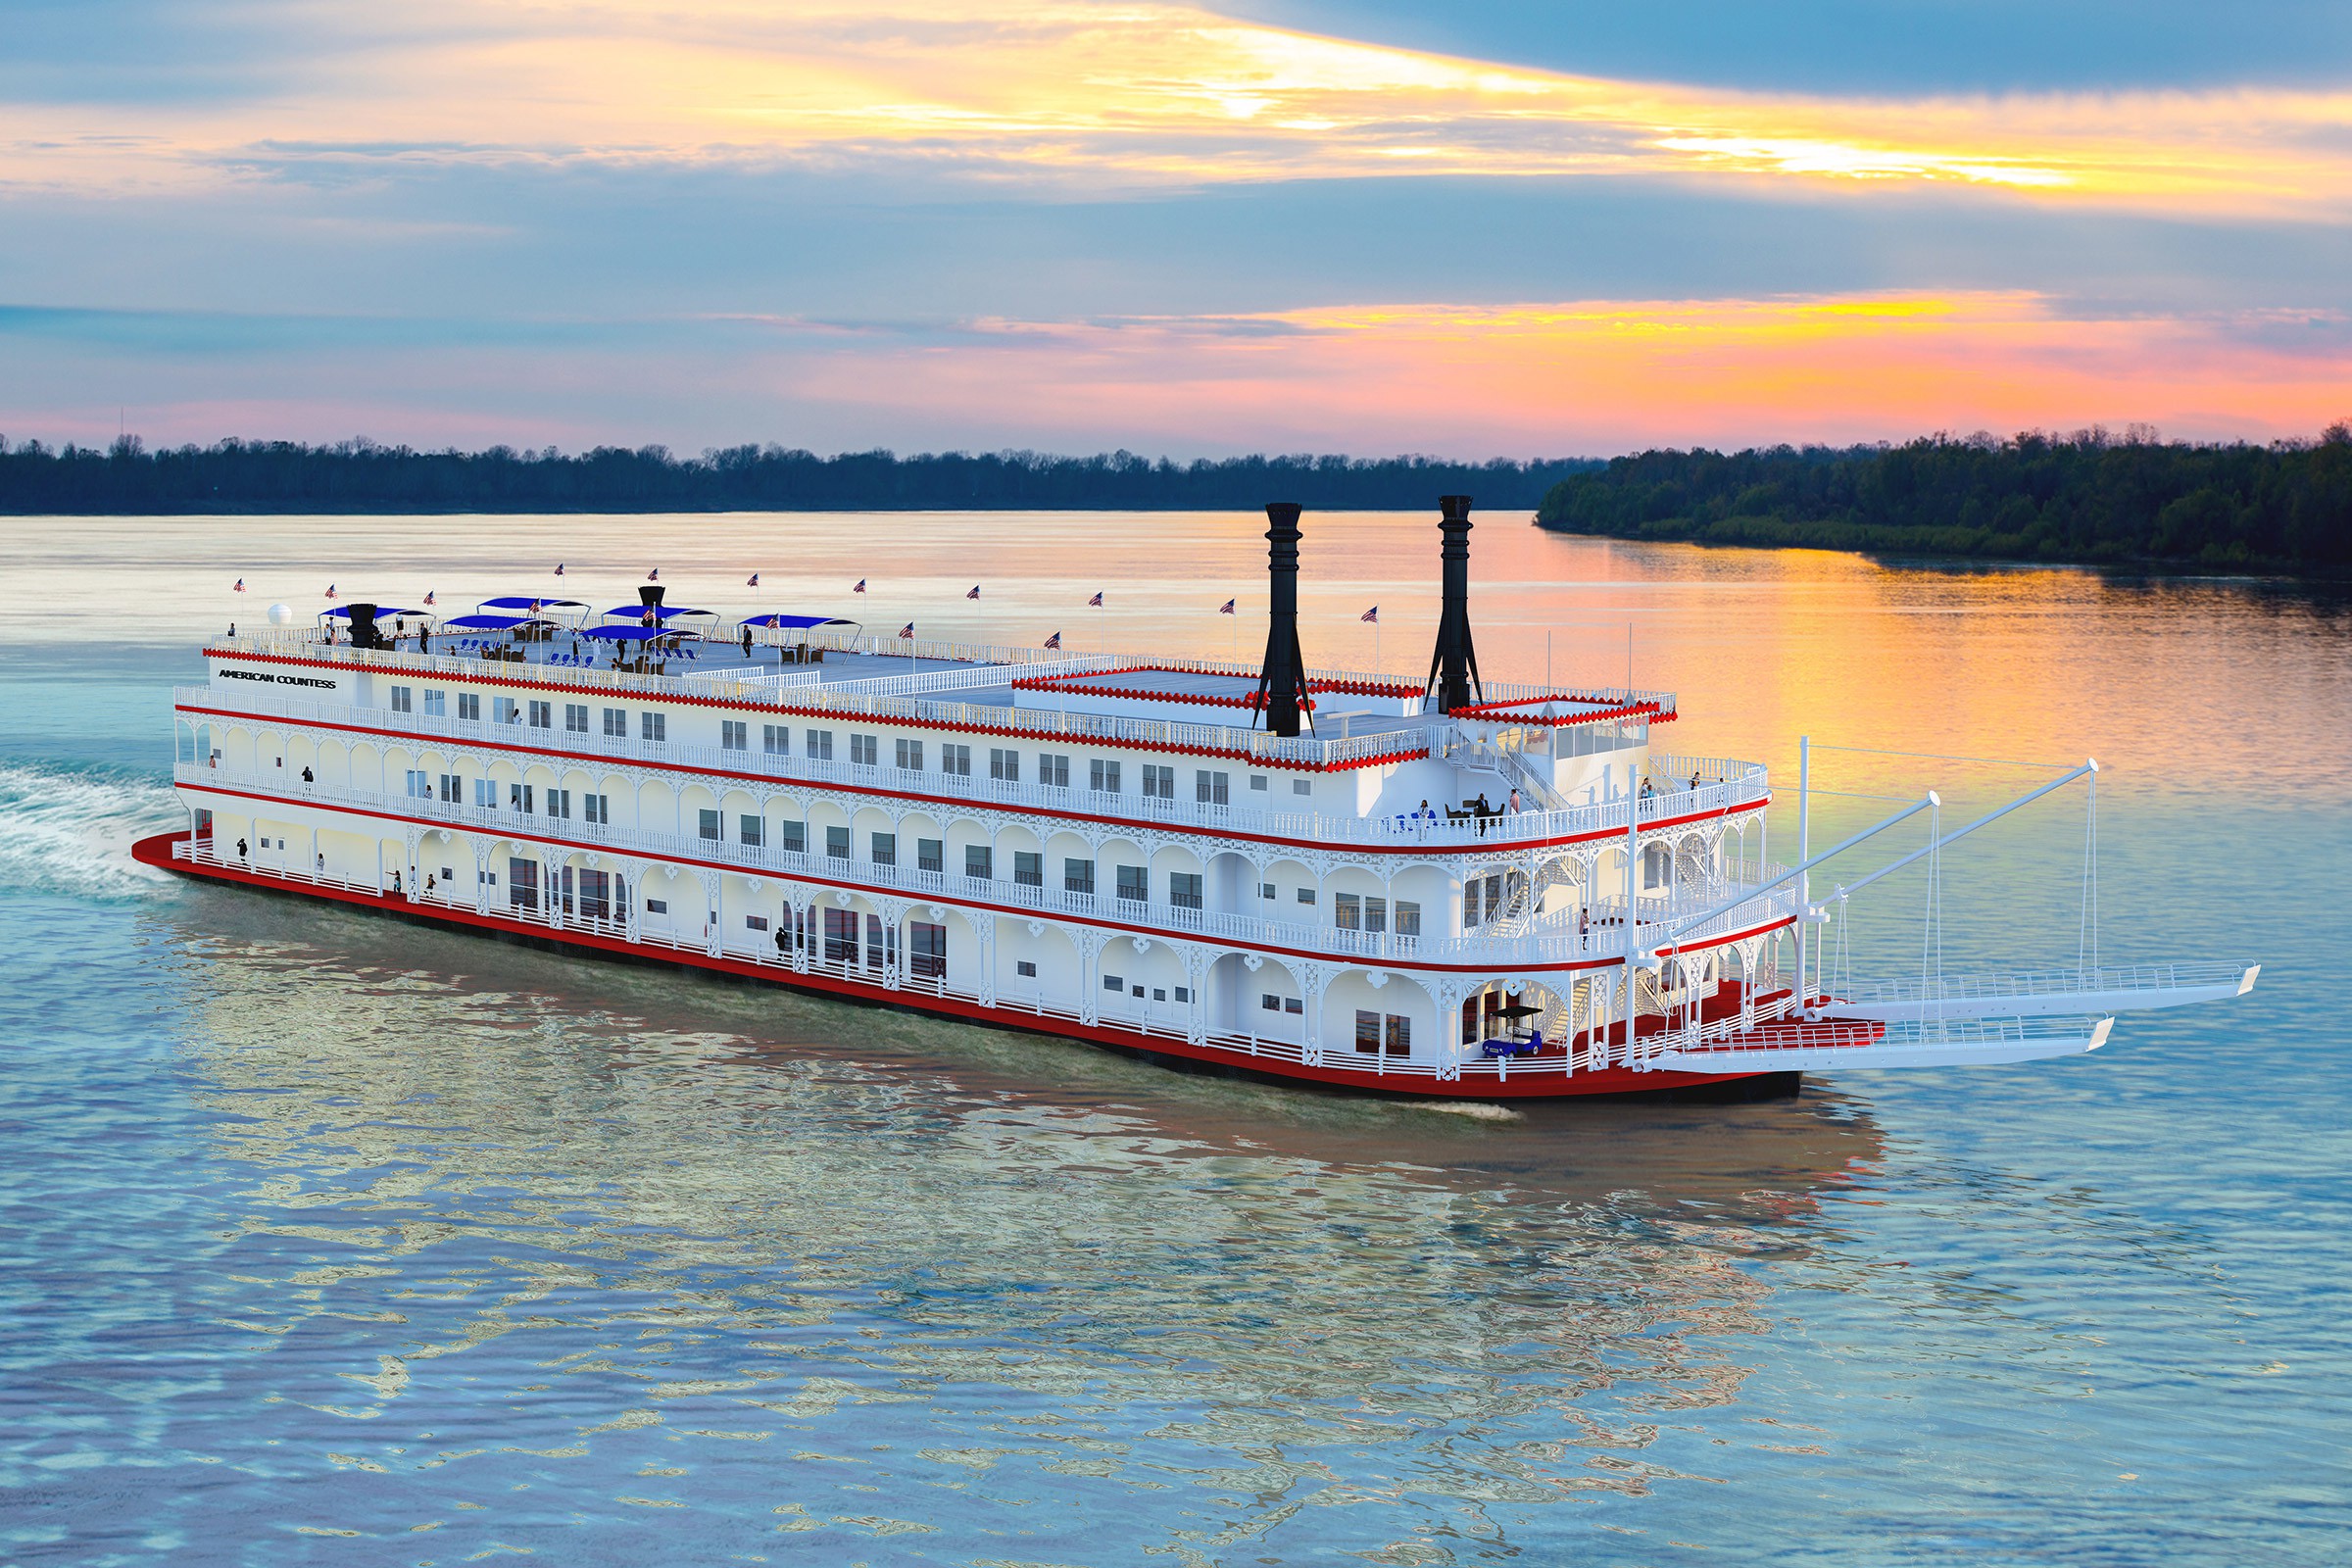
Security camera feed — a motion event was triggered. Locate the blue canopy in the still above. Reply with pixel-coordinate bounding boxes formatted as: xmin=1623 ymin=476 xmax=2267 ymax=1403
xmin=739 ymin=612 xmax=858 ymax=630
xmin=480 ymin=595 xmax=586 ymax=611
xmin=581 ymin=625 xmax=675 ymax=642
xmin=442 ymin=612 xmax=550 ymax=630
xmin=321 ymin=605 xmax=425 ymax=618
xmin=601 ymin=604 xmax=713 ymax=621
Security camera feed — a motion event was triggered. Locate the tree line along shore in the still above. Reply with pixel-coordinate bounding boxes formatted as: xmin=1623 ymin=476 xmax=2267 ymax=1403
xmin=0 ymin=438 xmax=1595 ymax=514
xmin=1534 ymin=426 xmax=2352 ymax=574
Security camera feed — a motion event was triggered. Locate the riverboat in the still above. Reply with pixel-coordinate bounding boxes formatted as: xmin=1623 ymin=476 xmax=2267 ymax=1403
xmin=134 ymin=500 xmax=2259 ymax=1098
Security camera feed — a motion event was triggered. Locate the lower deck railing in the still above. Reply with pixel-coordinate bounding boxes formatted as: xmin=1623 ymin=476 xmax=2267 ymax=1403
xmin=170 ymin=836 xmax=1808 ymax=1083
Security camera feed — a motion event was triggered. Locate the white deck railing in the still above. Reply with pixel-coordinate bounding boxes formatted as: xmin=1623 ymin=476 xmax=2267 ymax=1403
xmin=176 ymin=684 xmax=1770 ymax=853
xmin=172 ymin=762 xmax=1800 ymax=967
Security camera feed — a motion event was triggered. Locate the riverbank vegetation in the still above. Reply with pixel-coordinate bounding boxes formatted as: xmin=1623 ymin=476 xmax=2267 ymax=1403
xmin=1536 ymin=426 xmax=2352 ymax=573
xmin=0 ymin=437 xmax=1596 ymax=514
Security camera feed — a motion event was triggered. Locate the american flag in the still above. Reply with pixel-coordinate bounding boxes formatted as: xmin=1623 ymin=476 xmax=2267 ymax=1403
xmin=647 ymin=566 xmax=660 ymax=581
xmin=232 ymin=578 xmax=245 ymax=593
xmin=1360 ymin=606 xmax=1379 ymax=623
xmin=1043 ymin=630 xmax=1061 ymax=650
xmin=747 ymin=572 xmax=760 ymax=587
xmin=898 ymin=622 xmax=915 ymax=639
xmin=854 ymin=579 xmax=867 ymax=594
xmin=423 ymin=591 xmax=436 ymax=607
xmin=554 ymin=563 xmax=565 ymax=576
xmin=1218 ymin=598 xmax=1235 ymax=614
xmin=966 ymin=585 xmax=980 ymax=600
xmin=323 ymin=584 xmax=337 ymax=601
xmin=1087 ymin=591 xmax=1102 ymax=607
xmin=530 ymin=599 xmax=543 ymax=614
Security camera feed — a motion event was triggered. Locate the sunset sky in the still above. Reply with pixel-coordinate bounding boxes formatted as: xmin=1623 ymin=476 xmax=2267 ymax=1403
xmin=5 ymin=0 xmax=2350 ymax=455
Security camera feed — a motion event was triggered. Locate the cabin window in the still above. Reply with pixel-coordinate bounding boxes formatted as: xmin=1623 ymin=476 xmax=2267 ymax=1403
xmin=1262 ymin=993 xmax=1281 ymax=1011
xmin=989 ymin=748 xmax=1019 ymax=783
xmin=826 ymin=826 xmax=850 ymax=859
xmin=507 ymin=858 xmax=539 ymax=911
xmin=1358 ymin=1012 xmax=1410 ymax=1055
xmin=459 ymin=693 xmax=480 ymax=722
xmin=1363 ymin=897 xmax=1387 ymax=934
xmin=918 ymin=838 xmax=944 ymax=873
xmin=1296 ymin=887 xmax=1315 ymax=905
xmin=585 ymin=794 xmax=609 ymax=824
xmin=390 ymin=685 xmax=413 ymax=712
xmin=509 ymin=783 xmax=533 ymax=812
xmin=745 ymin=913 xmax=768 ymax=932
xmin=565 ymin=704 xmax=589 ymax=734
xmin=1250 ymin=774 xmax=1267 ymax=792
xmin=965 ymin=846 xmax=994 ymax=881
xmin=1038 ymin=753 xmax=1069 ymax=788
xmin=1173 ymin=987 xmax=1191 ymax=1003
xmin=1142 ymin=764 xmax=1174 ymax=799
xmin=779 ymin=820 xmax=806 ymax=854
xmin=1015 ymin=959 xmax=1038 ymax=978
xmin=641 ymin=711 xmax=666 ymax=743
xmin=1102 ymin=974 xmax=1124 ymax=992
xmin=941 ymin=744 xmax=972 ymax=777
xmin=437 ymin=773 xmax=460 ymax=803
xmin=1335 ymin=893 xmax=1360 ymax=930
xmin=528 ymin=701 xmax=552 ymax=729
xmin=1115 ymin=864 xmax=1147 ymax=904
xmin=422 ymin=690 xmax=446 ymax=717
xmin=494 ymin=697 xmax=519 ymax=724
xmin=1292 ymin=778 xmax=1310 ymax=797
xmin=740 ymin=814 xmax=762 ymax=847
xmin=545 ymin=789 xmax=571 ymax=819
xmin=871 ymin=832 xmax=896 ymax=866
xmin=697 ymin=808 xmax=719 ymax=841
xmin=604 ymin=707 xmax=627 ymax=737
xmin=1064 ymin=858 xmax=1096 ymax=896
xmin=1169 ymin=872 xmax=1202 ymax=909
xmin=887 ymin=736 xmax=913 ymax=769
xmin=1395 ymin=901 xmax=1421 ymax=938
xmin=1195 ymin=770 xmax=1229 ymax=806
xmin=1355 ymin=1009 xmax=1380 ymax=1053
xmin=909 ymin=922 xmax=947 ymax=980
xmin=762 ymin=724 xmax=789 ymax=755
xmin=806 ymin=729 xmax=832 ymax=760
xmin=576 ymin=869 xmax=613 ymax=920
xmin=646 ymin=897 xmax=666 ymax=914
xmin=404 ymin=769 xmax=429 ymax=798
xmin=1090 ymin=760 xmax=1120 ymax=794
xmin=1013 ymin=852 xmax=1043 ymax=887
xmin=472 ymin=779 xmax=497 ymax=808
xmin=721 ymin=720 xmax=748 ymax=751
xmin=1260 ymin=882 xmax=1276 ymax=901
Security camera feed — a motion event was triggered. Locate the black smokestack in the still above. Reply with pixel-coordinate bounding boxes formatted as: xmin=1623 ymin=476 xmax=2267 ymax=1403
xmin=348 ymin=602 xmax=381 ymax=650
xmin=1252 ymin=502 xmax=1312 ymax=738
xmin=638 ymin=583 xmax=665 ymax=626
xmin=1425 ymin=495 xmax=1483 ymax=712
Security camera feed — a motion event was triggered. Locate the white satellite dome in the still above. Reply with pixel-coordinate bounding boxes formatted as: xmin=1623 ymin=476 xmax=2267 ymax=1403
xmin=266 ymin=603 xmax=292 ymax=626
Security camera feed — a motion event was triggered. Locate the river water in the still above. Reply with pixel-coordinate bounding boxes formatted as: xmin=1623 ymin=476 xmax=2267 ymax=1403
xmin=1 ymin=513 xmax=2345 ymax=1566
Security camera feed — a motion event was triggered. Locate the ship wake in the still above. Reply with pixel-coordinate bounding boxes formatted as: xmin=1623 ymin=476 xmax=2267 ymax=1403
xmin=0 ymin=761 xmax=180 ymax=901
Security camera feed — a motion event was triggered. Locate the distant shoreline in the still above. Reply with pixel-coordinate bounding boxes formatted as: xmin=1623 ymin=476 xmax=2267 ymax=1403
xmin=0 ymin=438 xmax=1598 ymax=515
xmin=1534 ymin=427 xmax=2352 ymax=578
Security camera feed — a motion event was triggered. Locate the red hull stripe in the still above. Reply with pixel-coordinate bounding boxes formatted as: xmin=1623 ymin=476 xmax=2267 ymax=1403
xmin=175 ymin=699 xmax=1764 ymax=858
xmin=132 ymin=832 xmax=1768 ymax=1101
xmin=168 ymin=782 xmax=1794 ymax=973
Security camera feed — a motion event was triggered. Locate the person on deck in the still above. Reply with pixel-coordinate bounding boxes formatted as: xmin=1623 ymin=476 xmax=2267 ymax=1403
xmin=742 ymin=625 xmax=754 ymax=657
xmin=1579 ymin=907 xmax=1590 ymax=951
xmin=236 ymin=837 xmax=248 ymax=861
xmin=1508 ymin=788 xmax=1523 ymax=813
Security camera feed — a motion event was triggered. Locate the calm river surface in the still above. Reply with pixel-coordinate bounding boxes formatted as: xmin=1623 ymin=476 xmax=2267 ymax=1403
xmin=1 ymin=512 xmax=2346 ymax=1566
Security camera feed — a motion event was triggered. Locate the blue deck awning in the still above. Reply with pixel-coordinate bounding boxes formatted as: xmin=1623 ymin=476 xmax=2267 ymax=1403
xmin=601 ymin=604 xmax=713 ymax=621
xmin=740 ymin=612 xmax=858 ymax=630
xmin=479 ymin=595 xmax=586 ymax=611
xmin=442 ymin=613 xmax=550 ymax=630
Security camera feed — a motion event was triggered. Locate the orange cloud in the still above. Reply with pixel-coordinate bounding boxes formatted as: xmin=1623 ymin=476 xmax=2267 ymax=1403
xmin=3 ymin=2 xmax=2348 ymax=215
xmin=746 ymin=293 xmax=2352 ymax=450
